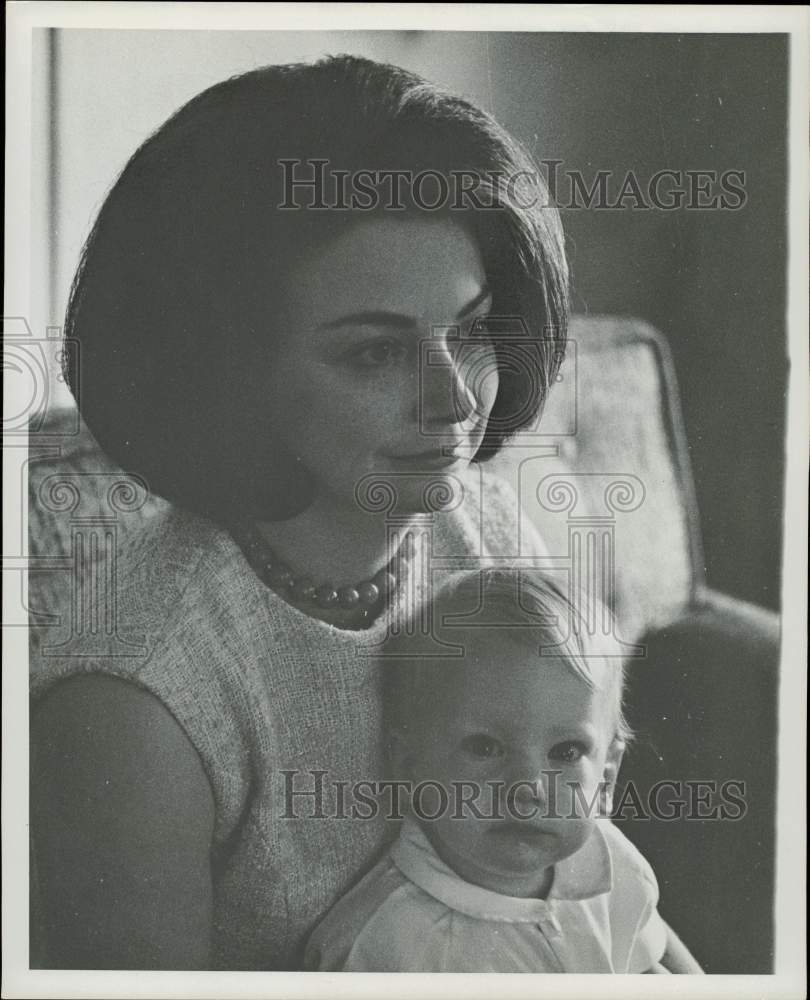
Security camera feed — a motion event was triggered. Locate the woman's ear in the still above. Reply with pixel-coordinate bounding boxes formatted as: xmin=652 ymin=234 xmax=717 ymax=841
xmin=601 ymin=738 xmax=626 ymax=814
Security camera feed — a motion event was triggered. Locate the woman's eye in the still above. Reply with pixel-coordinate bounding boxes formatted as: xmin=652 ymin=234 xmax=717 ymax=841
xmin=549 ymin=741 xmax=587 ymax=764
xmin=459 ymin=315 xmax=494 ymax=347
xmin=349 ymin=339 xmax=405 ymax=369
xmin=466 ymin=315 xmax=493 ymax=338
xmin=461 ymin=734 xmax=505 ymax=759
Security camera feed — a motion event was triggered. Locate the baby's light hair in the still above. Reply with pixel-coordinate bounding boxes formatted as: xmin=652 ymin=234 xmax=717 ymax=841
xmin=384 ymin=568 xmax=632 ymax=746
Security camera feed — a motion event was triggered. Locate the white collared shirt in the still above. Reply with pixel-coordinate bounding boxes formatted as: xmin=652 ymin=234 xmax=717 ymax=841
xmin=304 ymin=816 xmax=667 ymax=972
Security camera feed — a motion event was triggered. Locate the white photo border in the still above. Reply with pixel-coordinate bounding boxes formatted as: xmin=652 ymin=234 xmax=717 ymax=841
xmin=4 ymin=4 xmax=807 ymax=999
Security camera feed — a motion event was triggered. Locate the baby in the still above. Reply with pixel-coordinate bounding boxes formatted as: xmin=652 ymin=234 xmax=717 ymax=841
xmin=305 ymin=569 xmax=698 ymax=973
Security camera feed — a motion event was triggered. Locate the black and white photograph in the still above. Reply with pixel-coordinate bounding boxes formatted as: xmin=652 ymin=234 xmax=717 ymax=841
xmin=4 ymin=4 xmax=807 ymax=998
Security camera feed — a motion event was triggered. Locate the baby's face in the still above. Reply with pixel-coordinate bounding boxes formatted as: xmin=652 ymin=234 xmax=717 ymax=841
xmin=398 ymin=631 xmax=623 ymax=898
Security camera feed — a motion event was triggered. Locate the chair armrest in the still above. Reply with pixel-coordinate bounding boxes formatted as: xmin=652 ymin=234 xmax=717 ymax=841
xmin=616 ymin=590 xmax=779 ymax=974
xmin=684 ymin=586 xmax=780 ymax=650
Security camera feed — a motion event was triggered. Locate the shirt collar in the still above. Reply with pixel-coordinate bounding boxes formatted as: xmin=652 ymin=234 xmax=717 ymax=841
xmin=391 ymin=815 xmax=613 ymax=925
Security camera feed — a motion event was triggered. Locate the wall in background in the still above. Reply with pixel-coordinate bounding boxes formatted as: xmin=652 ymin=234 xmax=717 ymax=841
xmin=485 ymin=33 xmax=787 ymax=613
xmin=39 ymin=29 xmax=787 ymax=610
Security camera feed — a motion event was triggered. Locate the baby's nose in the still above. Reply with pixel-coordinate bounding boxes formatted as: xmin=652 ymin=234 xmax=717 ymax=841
xmin=506 ymin=764 xmax=551 ymax=814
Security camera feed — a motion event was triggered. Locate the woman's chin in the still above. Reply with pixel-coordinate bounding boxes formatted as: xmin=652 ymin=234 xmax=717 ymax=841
xmin=352 ymin=461 xmax=469 ymax=516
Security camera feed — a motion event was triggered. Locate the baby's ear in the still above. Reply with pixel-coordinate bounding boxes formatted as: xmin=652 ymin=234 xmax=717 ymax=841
xmin=601 ymin=738 xmax=626 ymax=812
xmin=386 ymin=725 xmax=416 ymax=780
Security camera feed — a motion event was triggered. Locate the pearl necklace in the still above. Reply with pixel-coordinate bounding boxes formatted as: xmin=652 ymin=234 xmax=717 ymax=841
xmin=230 ymin=520 xmax=406 ymax=626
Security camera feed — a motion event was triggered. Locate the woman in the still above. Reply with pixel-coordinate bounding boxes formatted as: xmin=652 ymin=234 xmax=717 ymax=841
xmin=29 ymin=54 xmax=569 ymax=970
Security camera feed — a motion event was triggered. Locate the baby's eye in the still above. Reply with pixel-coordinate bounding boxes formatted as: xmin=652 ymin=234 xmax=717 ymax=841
xmin=549 ymin=741 xmax=588 ymax=764
xmin=461 ymin=734 xmax=505 ymax=759
xmin=348 ymin=339 xmax=406 ymax=369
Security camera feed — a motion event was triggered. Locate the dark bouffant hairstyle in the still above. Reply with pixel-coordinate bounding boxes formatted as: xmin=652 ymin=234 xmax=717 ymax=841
xmin=64 ymin=54 xmax=568 ymax=521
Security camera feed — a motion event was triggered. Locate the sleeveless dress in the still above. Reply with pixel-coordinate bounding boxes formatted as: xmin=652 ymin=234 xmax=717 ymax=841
xmin=29 ymin=463 xmax=546 ymax=970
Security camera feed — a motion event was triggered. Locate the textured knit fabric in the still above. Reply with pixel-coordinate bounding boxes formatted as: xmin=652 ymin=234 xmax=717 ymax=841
xmin=29 ymin=463 xmax=546 ymax=970
xmin=304 ymin=815 xmax=667 ymax=972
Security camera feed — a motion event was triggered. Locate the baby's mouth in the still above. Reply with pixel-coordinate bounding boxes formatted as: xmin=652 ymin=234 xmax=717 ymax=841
xmin=489 ymin=819 xmax=559 ymax=843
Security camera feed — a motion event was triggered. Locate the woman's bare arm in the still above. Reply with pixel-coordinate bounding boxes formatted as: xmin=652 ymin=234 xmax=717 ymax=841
xmin=30 ymin=674 xmax=216 ymax=969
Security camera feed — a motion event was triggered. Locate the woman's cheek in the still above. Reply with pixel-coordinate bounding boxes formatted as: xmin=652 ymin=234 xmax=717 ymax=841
xmin=338 ymin=369 xmax=412 ymax=422
xmin=482 ymin=350 xmax=500 ymax=413
xmin=464 ymin=344 xmax=499 ymax=420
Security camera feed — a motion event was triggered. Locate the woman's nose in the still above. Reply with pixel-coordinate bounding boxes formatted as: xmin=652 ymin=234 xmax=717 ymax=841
xmin=418 ymin=337 xmax=480 ymax=428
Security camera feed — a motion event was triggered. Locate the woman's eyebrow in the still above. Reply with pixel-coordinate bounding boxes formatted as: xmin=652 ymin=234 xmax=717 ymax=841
xmin=317 ymin=284 xmax=492 ymax=331
xmin=456 ymin=284 xmax=493 ymax=319
xmin=318 ymin=310 xmax=419 ymax=331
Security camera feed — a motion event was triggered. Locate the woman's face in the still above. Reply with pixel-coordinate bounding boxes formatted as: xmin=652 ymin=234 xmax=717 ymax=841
xmin=263 ymin=217 xmax=498 ymax=514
